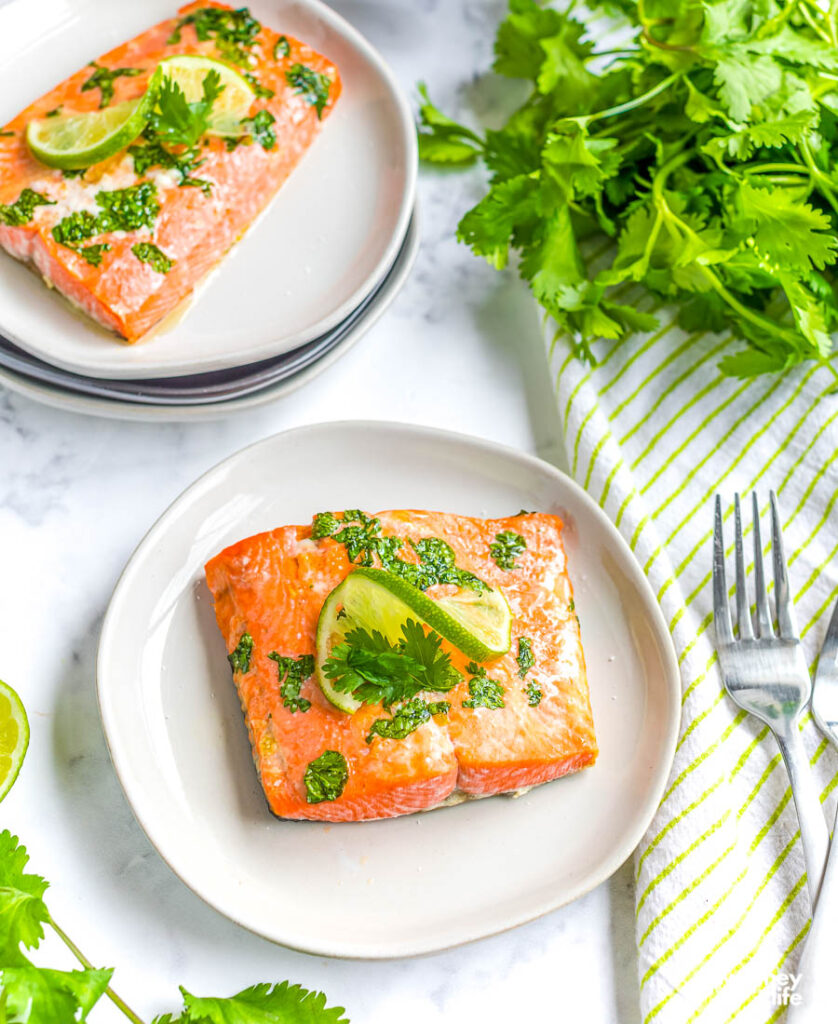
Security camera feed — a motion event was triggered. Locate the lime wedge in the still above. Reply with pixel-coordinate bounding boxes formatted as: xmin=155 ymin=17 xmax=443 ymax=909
xmin=26 ymin=95 xmax=152 ymax=169
xmin=315 ymin=567 xmax=512 ymax=713
xmin=157 ymin=54 xmax=255 ymax=133
xmin=0 ymin=679 xmax=29 ymax=802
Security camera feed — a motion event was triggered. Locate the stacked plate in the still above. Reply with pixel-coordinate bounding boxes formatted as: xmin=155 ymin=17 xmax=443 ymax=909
xmin=0 ymin=0 xmax=417 ymax=420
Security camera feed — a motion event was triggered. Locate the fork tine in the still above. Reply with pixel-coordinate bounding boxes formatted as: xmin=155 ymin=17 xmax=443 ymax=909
xmin=713 ymin=495 xmax=734 ymax=644
xmin=770 ymin=490 xmax=797 ymax=639
xmin=734 ymin=494 xmax=754 ymax=640
xmin=752 ymin=492 xmax=773 ymax=637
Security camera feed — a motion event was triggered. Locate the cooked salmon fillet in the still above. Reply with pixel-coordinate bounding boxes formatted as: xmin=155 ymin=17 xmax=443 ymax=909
xmin=204 ymin=509 xmax=598 ymax=823
xmin=0 ymin=2 xmax=340 ymax=341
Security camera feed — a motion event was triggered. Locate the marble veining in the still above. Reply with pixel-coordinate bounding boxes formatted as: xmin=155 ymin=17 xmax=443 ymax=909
xmin=0 ymin=2 xmax=639 ymax=1021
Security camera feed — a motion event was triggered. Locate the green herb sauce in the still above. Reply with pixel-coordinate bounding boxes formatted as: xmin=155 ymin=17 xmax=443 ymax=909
xmin=132 ymin=242 xmax=175 ymax=274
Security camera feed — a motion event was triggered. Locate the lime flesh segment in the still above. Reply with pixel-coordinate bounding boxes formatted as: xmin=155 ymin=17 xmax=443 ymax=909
xmin=26 ymin=95 xmax=152 ymax=170
xmin=0 ymin=679 xmax=29 ymax=802
xmin=315 ymin=567 xmax=512 ymax=714
xmin=157 ymin=54 xmax=255 ymax=133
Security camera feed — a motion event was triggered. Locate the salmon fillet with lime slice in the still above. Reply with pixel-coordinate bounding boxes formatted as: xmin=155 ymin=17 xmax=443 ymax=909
xmin=204 ymin=509 xmax=597 ymax=823
xmin=0 ymin=2 xmax=340 ymax=341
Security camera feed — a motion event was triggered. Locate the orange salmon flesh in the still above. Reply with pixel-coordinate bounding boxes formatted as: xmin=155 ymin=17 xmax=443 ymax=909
xmin=0 ymin=2 xmax=341 ymax=341
xmin=204 ymin=510 xmax=598 ymax=823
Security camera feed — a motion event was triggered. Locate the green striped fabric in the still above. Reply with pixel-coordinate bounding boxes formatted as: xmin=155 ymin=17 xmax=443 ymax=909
xmin=549 ymin=314 xmax=838 ymax=1024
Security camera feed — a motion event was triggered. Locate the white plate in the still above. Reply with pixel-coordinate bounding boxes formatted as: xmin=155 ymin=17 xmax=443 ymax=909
xmin=97 ymin=421 xmax=680 ymax=958
xmin=0 ymin=0 xmax=415 ymax=379
xmin=0 ymin=214 xmax=418 ymax=420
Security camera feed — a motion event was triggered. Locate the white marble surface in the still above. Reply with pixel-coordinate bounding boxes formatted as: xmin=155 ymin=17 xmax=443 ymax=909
xmin=0 ymin=1 xmax=640 ymax=1020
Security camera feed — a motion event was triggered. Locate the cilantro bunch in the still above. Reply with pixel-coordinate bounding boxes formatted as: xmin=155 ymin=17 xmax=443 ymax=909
xmin=419 ymin=0 xmax=838 ymax=379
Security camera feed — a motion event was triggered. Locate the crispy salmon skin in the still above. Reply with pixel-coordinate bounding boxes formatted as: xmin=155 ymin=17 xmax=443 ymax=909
xmin=0 ymin=2 xmax=341 ymax=341
xmin=204 ymin=509 xmax=597 ymax=823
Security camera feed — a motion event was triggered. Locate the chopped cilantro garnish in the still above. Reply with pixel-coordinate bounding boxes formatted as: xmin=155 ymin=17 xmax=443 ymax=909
xmin=285 ymin=63 xmax=331 ymax=118
xmin=148 ymin=72 xmax=224 ymax=150
xmin=323 ymin=618 xmax=461 ymax=708
xmin=51 ymin=210 xmax=97 ymax=248
xmin=525 ymin=681 xmax=543 ymax=707
xmin=241 ymin=109 xmax=276 ymax=150
xmin=78 ymin=244 xmax=110 ymax=267
xmin=268 ymin=652 xmax=314 ymax=713
xmin=273 ymin=35 xmax=290 ymax=60
xmin=0 ymin=189 xmax=54 ymax=227
xmin=304 ymin=750 xmax=348 ymax=803
xmin=243 ymin=71 xmax=275 ymax=99
xmin=95 ymin=182 xmax=160 ymax=232
xmin=490 ymin=530 xmax=526 ymax=571
xmin=310 ymin=511 xmax=489 ymax=594
xmin=462 ymin=666 xmax=505 ymax=710
xmin=0 ymin=130 xmax=13 ymax=138
xmin=81 ymin=62 xmax=144 ymax=108
xmin=45 ymin=106 xmax=62 ymax=118
xmin=569 ymin=598 xmax=575 ymax=613
xmin=366 ymin=697 xmax=450 ymax=744
xmin=132 ymin=242 xmax=175 ymax=274
xmin=168 ymin=6 xmax=261 ymax=66
xmin=62 ymin=168 xmax=85 ymax=180
xmin=516 ymin=636 xmax=534 ymax=679
xmin=228 ymin=632 xmax=254 ymax=673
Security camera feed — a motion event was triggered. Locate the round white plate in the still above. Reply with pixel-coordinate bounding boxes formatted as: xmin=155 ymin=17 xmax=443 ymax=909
xmin=97 ymin=421 xmax=681 ymax=958
xmin=0 ymin=215 xmax=418 ymax=421
xmin=0 ymin=0 xmax=415 ymax=379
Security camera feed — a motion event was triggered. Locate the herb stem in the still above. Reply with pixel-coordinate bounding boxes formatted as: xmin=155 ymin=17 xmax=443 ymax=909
xmin=577 ymin=71 xmax=682 ymax=127
xmin=48 ymin=918 xmax=147 ymax=1024
xmin=799 ymin=139 xmax=838 ymax=215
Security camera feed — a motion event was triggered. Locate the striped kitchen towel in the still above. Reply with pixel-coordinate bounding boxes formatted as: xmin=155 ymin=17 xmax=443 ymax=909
xmin=548 ymin=311 xmax=838 ymax=1023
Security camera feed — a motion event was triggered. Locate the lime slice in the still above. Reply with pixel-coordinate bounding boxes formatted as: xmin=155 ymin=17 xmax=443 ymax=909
xmin=0 ymin=679 xmax=29 ymax=802
xmin=157 ymin=54 xmax=254 ymax=133
xmin=26 ymin=95 xmax=152 ymax=169
xmin=315 ymin=567 xmax=512 ymax=713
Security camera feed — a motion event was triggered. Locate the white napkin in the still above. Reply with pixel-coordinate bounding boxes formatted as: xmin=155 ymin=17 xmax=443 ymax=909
xmin=548 ymin=311 xmax=838 ymax=1023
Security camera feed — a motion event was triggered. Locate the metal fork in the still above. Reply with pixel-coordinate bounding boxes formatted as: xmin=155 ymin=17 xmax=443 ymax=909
xmin=713 ymin=492 xmax=829 ymax=903
xmin=786 ymin=600 xmax=838 ymax=1021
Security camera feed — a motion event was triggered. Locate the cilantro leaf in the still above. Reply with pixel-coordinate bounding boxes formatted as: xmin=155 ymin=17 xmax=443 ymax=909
xmin=181 ymin=981 xmax=349 ymax=1023
xmin=149 ymin=72 xmax=224 ymax=150
xmin=81 ymin=63 xmax=143 ymax=109
xmin=228 ymin=633 xmax=253 ymax=674
xmin=0 ymin=966 xmax=113 ymax=1023
xmin=132 ymin=242 xmax=175 ymax=274
xmin=516 ymin=636 xmax=535 ymax=678
xmin=268 ymin=652 xmax=313 ymax=713
xmin=0 ymin=831 xmax=49 ymax=960
xmin=489 ymin=530 xmax=526 ymax=571
xmin=366 ymin=697 xmax=450 ymax=744
xmin=323 ymin=619 xmax=461 ymax=708
xmin=286 ymin=63 xmax=331 ymax=118
xmin=303 ymin=751 xmax=348 ymax=804
xmin=416 ymin=84 xmax=483 ymax=165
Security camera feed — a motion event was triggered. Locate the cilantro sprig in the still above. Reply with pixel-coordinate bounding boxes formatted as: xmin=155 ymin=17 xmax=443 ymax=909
xmin=0 ymin=689 xmax=349 ymax=1023
xmin=418 ymin=0 xmax=838 ymax=379
xmin=323 ymin=619 xmax=462 ymax=708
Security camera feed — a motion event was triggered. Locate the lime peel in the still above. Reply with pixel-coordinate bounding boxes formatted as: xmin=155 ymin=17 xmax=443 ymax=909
xmin=0 ymin=679 xmax=29 ymax=802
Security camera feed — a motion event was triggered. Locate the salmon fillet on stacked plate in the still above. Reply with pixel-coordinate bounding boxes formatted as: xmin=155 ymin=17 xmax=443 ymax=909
xmin=205 ymin=508 xmax=598 ymax=822
xmin=0 ymin=2 xmax=341 ymax=341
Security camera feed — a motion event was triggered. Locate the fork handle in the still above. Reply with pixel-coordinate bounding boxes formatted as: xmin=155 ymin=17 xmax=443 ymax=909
xmin=776 ymin=726 xmax=829 ymax=902
xmin=785 ymin=801 xmax=838 ymax=1022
